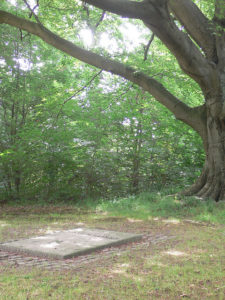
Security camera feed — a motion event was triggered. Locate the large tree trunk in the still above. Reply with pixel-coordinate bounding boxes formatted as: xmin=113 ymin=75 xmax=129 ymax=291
xmin=184 ymin=80 xmax=225 ymax=201
xmin=184 ymin=133 xmax=225 ymax=201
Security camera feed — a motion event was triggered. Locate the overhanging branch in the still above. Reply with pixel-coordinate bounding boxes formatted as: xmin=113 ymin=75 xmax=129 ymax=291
xmin=83 ymin=0 xmax=147 ymax=19
xmin=168 ymin=0 xmax=216 ymax=61
xmin=84 ymin=0 xmax=212 ymax=90
xmin=0 ymin=10 xmax=204 ymax=133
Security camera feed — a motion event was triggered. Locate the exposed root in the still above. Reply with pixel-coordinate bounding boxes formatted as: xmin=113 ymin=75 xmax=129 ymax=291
xmin=181 ymin=164 xmax=208 ymax=196
xmin=181 ymin=164 xmax=225 ymax=201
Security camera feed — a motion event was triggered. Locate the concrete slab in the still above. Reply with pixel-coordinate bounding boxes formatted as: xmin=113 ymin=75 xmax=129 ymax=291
xmin=0 ymin=228 xmax=142 ymax=259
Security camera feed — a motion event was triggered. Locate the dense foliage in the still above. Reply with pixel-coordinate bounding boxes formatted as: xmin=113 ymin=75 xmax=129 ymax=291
xmin=0 ymin=0 xmax=205 ymax=203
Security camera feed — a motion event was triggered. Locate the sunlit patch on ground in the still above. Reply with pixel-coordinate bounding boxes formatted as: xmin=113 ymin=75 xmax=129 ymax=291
xmin=164 ymin=250 xmax=187 ymax=256
xmin=0 ymin=223 xmax=9 ymax=227
xmin=45 ymin=229 xmax=56 ymax=234
xmin=111 ymin=263 xmax=144 ymax=283
xmin=162 ymin=219 xmax=180 ymax=224
xmin=127 ymin=218 xmax=143 ymax=223
xmin=112 ymin=263 xmax=130 ymax=274
xmin=145 ymin=259 xmax=167 ymax=268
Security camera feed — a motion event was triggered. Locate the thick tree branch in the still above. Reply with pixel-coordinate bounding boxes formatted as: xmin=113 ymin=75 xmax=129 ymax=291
xmin=84 ymin=0 xmax=212 ymax=91
xmin=83 ymin=0 xmax=147 ymax=19
xmin=168 ymin=0 xmax=217 ymax=62
xmin=214 ymin=0 xmax=225 ymax=68
xmin=0 ymin=10 xmax=203 ymax=133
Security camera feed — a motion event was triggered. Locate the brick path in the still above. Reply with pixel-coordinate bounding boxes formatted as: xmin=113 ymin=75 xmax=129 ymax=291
xmin=0 ymin=234 xmax=175 ymax=271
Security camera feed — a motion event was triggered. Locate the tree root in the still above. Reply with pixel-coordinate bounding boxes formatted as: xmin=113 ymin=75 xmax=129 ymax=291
xmin=181 ymin=164 xmax=225 ymax=201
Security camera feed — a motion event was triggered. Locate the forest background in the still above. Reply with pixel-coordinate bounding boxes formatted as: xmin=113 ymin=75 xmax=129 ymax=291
xmin=0 ymin=0 xmax=205 ymax=203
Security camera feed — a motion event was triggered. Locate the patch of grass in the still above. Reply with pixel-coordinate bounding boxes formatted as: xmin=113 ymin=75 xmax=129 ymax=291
xmin=0 ymin=269 xmax=84 ymax=300
xmin=4 ymin=187 xmax=225 ymax=225
xmin=0 ymin=189 xmax=224 ymax=299
xmin=0 ymin=221 xmax=224 ymax=299
xmin=95 ymin=191 xmax=225 ymax=224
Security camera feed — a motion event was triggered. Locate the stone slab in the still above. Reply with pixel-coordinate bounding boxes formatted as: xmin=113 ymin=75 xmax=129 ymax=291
xmin=0 ymin=228 xmax=142 ymax=259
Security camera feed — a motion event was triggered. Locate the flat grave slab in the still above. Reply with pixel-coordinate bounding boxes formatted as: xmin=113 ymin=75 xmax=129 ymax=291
xmin=0 ymin=228 xmax=142 ymax=259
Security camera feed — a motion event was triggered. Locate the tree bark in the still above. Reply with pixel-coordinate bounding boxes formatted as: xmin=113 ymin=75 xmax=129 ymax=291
xmin=183 ymin=73 xmax=225 ymax=201
xmin=184 ymin=121 xmax=225 ymax=201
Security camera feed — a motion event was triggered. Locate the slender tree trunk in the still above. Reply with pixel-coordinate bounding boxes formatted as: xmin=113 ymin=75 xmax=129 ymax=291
xmin=131 ymin=155 xmax=140 ymax=194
